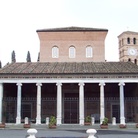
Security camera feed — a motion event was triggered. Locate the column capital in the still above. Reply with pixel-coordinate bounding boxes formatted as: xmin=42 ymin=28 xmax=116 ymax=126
xmin=99 ymin=82 xmax=105 ymax=86
xmin=118 ymin=82 xmax=125 ymax=86
xmin=16 ymin=83 xmax=22 ymax=86
xmin=78 ymin=82 xmax=85 ymax=86
xmin=56 ymin=82 xmax=62 ymax=86
xmin=36 ymin=83 xmax=42 ymax=86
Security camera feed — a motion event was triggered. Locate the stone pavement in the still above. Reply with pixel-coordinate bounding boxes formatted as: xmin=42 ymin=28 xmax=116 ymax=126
xmin=0 ymin=124 xmax=138 ymax=138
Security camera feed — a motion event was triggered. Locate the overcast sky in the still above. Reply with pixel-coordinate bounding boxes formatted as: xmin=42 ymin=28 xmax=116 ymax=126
xmin=0 ymin=0 xmax=138 ymax=66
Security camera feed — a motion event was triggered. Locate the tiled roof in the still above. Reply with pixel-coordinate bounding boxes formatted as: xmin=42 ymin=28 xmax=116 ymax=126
xmin=36 ymin=26 xmax=108 ymax=32
xmin=118 ymin=31 xmax=138 ymax=37
xmin=0 ymin=62 xmax=138 ymax=75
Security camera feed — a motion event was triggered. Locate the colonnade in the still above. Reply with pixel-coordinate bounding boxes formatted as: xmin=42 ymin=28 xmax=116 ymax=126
xmin=0 ymin=82 xmax=126 ymax=125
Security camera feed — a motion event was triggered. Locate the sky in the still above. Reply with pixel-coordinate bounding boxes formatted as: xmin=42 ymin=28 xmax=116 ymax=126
xmin=0 ymin=0 xmax=138 ymax=66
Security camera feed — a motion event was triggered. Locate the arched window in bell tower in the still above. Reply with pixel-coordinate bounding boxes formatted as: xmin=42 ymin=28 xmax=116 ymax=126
xmin=133 ymin=38 xmax=136 ymax=44
xmin=134 ymin=59 xmax=137 ymax=64
xmin=122 ymin=39 xmax=124 ymax=46
xmin=127 ymin=37 xmax=130 ymax=44
xmin=128 ymin=58 xmax=131 ymax=62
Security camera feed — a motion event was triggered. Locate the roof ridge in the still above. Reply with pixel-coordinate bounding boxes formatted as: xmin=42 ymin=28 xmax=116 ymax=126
xmin=36 ymin=26 xmax=108 ymax=32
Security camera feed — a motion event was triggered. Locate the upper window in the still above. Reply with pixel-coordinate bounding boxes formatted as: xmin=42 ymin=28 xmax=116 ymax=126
xmin=127 ymin=37 xmax=130 ymax=44
xmin=86 ymin=46 xmax=93 ymax=58
xmin=134 ymin=59 xmax=137 ymax=65
xmin=122 ymin=39 xmax=124 ymax=46
xmin=128 ymin=58 xmax=131 ymax=62
xmin=69 ymin=46 xmax=75 ymax=58
xmin=133 ymin=38 xmax=136 ymax=44
xmin=52 ymin=46 xmax=59 ymax=58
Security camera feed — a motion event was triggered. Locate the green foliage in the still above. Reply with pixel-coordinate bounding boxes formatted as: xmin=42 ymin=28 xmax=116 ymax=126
xmin=102 ymin=117 xmax=108 ymax=125
xmin=49 ymin=116 xmax=56 ymax=127
xmin=85 ymin=115 xmax=91 ymax=122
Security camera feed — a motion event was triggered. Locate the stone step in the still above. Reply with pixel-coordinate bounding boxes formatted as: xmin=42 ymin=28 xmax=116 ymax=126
xmin=2 ymin=123 xmax=137 ymax=130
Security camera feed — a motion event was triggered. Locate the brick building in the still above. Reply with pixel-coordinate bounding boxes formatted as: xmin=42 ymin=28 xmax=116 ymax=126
xmin=0 ymin=27 xmax=138 ymax=125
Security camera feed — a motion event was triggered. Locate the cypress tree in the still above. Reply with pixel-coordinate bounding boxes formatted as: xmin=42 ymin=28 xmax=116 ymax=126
xmin=37 ymin=52 xmax=40 ymax=62
xmin=0 ymin=61 xmax=2 ymax=68
xmin=26 ymin=51 xmax=31 ymax=62
xmin=11 ymin=50 xmax=16 ymax=63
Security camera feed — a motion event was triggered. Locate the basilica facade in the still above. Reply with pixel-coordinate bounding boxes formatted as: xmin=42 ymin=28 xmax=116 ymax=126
xmin=0 ymin=27 xmax=138 ymax=125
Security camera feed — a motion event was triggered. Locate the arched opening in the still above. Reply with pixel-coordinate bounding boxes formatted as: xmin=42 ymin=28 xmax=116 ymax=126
xmin=69 ymin=46 xmax=76 ymax=58
xmin=52 ymin=46 xmax=59 ymax=58
xmin=134 ymin=59 xmax=137 ymax=64
xmin=127 ymin=37 xmax=130 ymax=44
xmin=128 ymin=58 xmax=131 ymax=62
xmin=133 ymin=38 xmax=136 ymax=44
xmin=86 ymin=46 xmax=93 ymax=58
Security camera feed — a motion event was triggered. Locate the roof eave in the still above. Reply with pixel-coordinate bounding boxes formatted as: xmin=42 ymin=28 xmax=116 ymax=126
xmin=36 ymin=27 xmax=108 ymax=32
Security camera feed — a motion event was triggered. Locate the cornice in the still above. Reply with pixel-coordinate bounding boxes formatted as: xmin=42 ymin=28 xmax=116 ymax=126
xmin=0 ymin=74 xmax=138 ymax=79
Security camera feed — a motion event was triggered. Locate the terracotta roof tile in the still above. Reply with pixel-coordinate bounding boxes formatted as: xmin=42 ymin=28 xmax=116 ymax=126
xmin=0 ymin=62 xmax=138 ymax=75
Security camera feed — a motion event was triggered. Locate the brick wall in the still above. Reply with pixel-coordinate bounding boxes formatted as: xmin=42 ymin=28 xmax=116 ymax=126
xmin=37 ymin=31 xmax=107 ymax=62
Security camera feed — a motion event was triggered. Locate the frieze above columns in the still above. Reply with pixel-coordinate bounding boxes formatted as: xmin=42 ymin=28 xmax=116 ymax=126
xmin=1 ymin=74 xmax=138 ymax=79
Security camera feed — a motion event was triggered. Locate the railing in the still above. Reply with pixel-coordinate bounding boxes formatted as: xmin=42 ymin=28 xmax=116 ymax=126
xmin=3 ymin=97 xmax=138 ymax=123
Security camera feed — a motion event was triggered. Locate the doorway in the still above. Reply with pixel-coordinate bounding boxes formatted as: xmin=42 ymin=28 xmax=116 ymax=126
xmin=112 ymin=104 xmax=120 ymax=123
xmin=64 ymin=93 xmax=79 ymax=124
xmin=21 ymin=103 xmax=32 ymax=121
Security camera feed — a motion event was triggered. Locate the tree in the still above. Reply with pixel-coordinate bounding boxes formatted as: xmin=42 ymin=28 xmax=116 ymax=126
xmin=11 ymin=50 xmax=16 ymax=63
xmin=37 ymin=52 xmax=40 ymax=62
xmin=0 ymin=61 xmax=2 ymax=68
xmin=26 ymin=51 xmax=31 ymax=62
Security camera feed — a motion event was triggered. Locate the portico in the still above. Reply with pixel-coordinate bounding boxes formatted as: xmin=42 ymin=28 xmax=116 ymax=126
xmin=0 ymin=72 xmax=137 ymax=125
xmin=1 ymin=26 xmax=138 ymax=126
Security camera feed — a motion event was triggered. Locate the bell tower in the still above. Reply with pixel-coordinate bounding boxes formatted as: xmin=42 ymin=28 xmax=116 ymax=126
xmin=118 ymin=31 xmax=138 ymax=65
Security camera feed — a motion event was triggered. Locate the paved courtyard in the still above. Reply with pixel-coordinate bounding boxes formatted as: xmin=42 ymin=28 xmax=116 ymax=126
xmin=0 ymin=128 xmax=138 ymax=138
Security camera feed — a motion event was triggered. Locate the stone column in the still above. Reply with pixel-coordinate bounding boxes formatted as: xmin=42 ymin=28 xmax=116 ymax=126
xmin=79 ymin=82 xmax=85 ymax=125
xmin=16 ymin=83 xmax=22 ymax=124
xmin=119 ymin=82 xmax=125 ymax=124
xmin=36 ymin=83 xmax=42 ymax=124
xmin=56 ymin=82 xmax=62 ymax=125
xmin=0 ymin=83 xmax=3 ymax=123
xmin=99 ymin=82 xmax=105 ymax=124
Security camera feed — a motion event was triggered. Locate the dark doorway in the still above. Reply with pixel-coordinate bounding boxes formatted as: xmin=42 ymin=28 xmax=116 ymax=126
xmin=21 ymin=103 xmax=32 ymax=122
xmin=64 ymin=93 xmax=79 ymax=124
xmin=112 ymin=104 xmax=120 ymax=123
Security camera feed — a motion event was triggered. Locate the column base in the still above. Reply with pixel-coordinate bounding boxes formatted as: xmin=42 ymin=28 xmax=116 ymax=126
xmin=120 ymin=117 xmax=125 ymax=125
xmin=36 ymin=117 xmax=41 ymax=124
xmin=56 ymin=117 xmax=61 ymax=126
xmin=79 ymin=118 xmax=84 ymax=125
xmin=100 ymin=117 xmax=104 ymax=124
xmin=16 ymin=116 xmax=21 ymax=124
